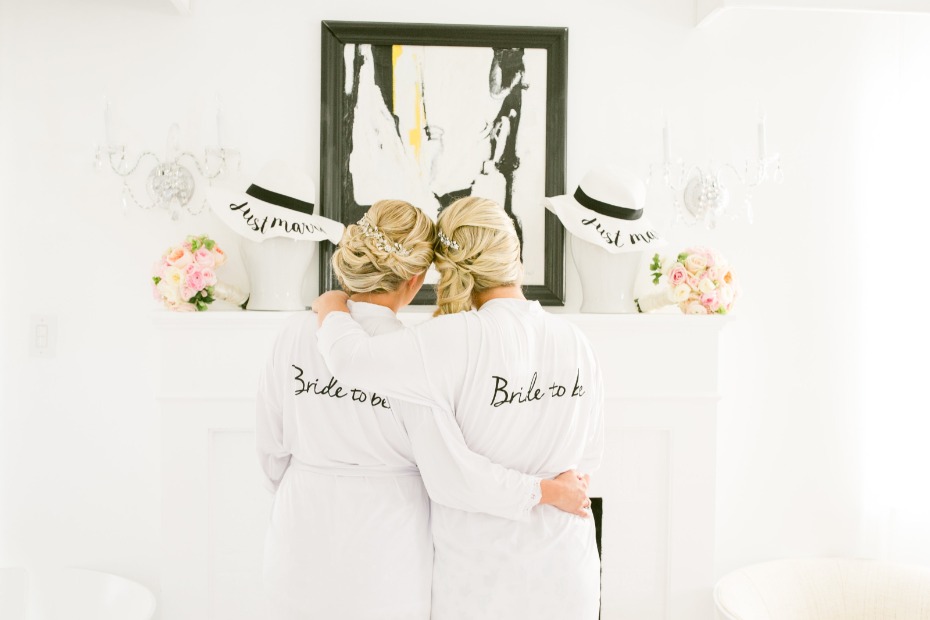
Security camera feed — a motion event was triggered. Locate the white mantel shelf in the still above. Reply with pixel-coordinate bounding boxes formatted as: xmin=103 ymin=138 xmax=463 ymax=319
xmin=151 ymin=307 xmax=733 ymax=328
xmin=153 ymin=308 xmax=731 ymax=620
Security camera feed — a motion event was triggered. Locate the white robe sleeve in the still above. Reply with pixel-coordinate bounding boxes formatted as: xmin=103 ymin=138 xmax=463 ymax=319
xmin=577 ymin=363 xmax=605 ymax=475
xmin=316 ymin=311 xmax=465 ymax=408
xmin=396 ymin=400 xmax=542 ymax=521
xmin=255 ymin=342 xmax=291 ymax=493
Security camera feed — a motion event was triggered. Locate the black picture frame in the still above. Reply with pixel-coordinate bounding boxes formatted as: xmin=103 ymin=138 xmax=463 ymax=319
xmin=319 ymin=20 xmax=568 ymax=306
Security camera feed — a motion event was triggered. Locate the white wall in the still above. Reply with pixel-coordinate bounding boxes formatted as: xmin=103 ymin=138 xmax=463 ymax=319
xmin=2 ymin=0 xmax=930 ymax=605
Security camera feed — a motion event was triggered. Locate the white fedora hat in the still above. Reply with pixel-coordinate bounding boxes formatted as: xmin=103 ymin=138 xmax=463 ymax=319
xmin=209 ymin=160 xmax=344 ymax=244
xmin=544 ymin=166 xmax=665 ymax=254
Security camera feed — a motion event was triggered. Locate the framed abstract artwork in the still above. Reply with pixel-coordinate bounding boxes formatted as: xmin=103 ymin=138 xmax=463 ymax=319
xmin=319 ymin=21 xmax=568 ymax=305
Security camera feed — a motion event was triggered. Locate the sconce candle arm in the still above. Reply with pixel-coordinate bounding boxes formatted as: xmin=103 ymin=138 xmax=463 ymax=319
xmin=98 ymin=147 xmax=162 ymax=178
xmin=177 ymin=150 xmax=231 ymax=181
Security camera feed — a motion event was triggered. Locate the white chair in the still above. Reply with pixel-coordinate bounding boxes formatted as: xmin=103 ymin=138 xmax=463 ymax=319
xmin=0 ymin=566 xmax=157 ymax=620
xmin=714 ymin=557 xmax=930 ymax=619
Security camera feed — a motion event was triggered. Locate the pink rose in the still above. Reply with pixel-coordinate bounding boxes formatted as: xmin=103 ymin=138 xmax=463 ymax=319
xmin=181 ymin=285 xmax=197 ymax=301
xmin=668 ymin=263 xmax=688 ymax=286
xmin=701 ymin=290 xmax=721 ymax=312
xmin=194 ymin=247 xmax=215 ymax=267
xmin=201 ymin=268 xmax=217 ymax=287
xmin=167 ymin=247 xmax=193 ymax=269
xmin=185 ymin=265 xmax=205 ymax=291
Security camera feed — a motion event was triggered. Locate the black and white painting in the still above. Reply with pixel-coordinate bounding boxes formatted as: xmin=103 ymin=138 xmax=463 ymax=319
xmin=319 ymin=22 xmax=568 ymax=305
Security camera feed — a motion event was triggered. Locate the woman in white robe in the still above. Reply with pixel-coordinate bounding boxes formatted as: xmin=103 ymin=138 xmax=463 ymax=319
xmin=257 ymin=199 xmax=591 ymax=620
xmin=313 ymin=196 xmax=605 ymax=620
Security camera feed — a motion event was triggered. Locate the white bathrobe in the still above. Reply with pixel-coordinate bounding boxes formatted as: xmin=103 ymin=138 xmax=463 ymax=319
xmin=317 ymin=298 xmax=605 ymax=620
xmin=256 ymin=301 xmax=544 ymax=620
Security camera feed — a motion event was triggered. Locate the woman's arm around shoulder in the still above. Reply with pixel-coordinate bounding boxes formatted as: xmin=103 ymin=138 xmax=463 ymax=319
xmin=312 ymin=295 xmax=470 ymax=408
xmin=398 ymin=401 xmax=591 ymax=519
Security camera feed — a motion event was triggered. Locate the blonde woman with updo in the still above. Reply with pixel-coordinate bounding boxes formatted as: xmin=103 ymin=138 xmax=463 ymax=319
xmin=313 ymin=196 xmax=604 ymax=620
xmin=257 ymin=199 xmax=589 ymax=620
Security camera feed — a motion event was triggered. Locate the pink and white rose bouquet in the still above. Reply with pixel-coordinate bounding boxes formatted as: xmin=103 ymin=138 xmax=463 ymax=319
xmin=635 ymin=247 xmax=738 ymax=315
xmin=152 ymin=234 xmax=245 ymax=311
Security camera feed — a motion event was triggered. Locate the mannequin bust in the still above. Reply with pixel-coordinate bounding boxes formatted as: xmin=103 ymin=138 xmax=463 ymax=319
xmin=239 ymin=236 xmax=316 ymax=311
xmin=570 ymin=235 xmax=645 ymax=313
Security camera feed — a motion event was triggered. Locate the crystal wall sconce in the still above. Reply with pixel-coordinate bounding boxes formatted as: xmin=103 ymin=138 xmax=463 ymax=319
xmin=94 ymin=101 xmax=240 ymax=220
xmin=649 ymin=112 xmax=783 ymax=229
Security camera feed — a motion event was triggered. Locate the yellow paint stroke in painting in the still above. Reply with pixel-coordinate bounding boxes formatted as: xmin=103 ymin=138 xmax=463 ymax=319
xmin=408 ymin=81 xmax=423 ymax=162
xmin=392 ymin=45 xmax=402 ymax=117
xmin=392 ymin=44 xmax=423 ymax=163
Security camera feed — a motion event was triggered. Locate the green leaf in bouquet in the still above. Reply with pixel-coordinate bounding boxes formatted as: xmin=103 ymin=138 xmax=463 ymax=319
xmin=204 ymin=238 xmax=216 ymax=250
xmin=677 ymin=252 xmax=688 ymax=263
xmin=649 ymin=253 xmax=664 ymax=285
xmin=152 ymin=276 xmax=161 ymax=285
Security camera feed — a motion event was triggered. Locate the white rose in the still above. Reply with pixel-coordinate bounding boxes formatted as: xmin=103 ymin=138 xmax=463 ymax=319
xmin=212 ymin=246 xmax=228 ymax=267
xmin=162 ymin=266 xmax=183 ymax=287
xmin=157 ymin=279 xmax=180 ymax=303
xmin=672 ymin=283 xmax=691 ymax=303
xmin=685 ymin=301 xmax=707 ymax=315
xmin=719 ymin=283 xmax=734 ymax=305
xmin=684 ymin=254 xmax=707 ymax=274
xmin=699 ymin=277 xmax=716 ymax=294
xmin=174 ymin=301 xmax=197 ymax=312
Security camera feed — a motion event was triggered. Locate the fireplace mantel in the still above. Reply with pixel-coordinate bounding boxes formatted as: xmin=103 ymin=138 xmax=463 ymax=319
xmin=153 ymin=309 xmax=729 ymax=620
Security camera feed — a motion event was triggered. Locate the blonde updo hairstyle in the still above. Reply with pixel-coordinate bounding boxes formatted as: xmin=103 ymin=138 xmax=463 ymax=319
xmin=332 ymin=199 xmax=436 ymax=295
xmin=433 ymin=196 xmax=524 ymax=316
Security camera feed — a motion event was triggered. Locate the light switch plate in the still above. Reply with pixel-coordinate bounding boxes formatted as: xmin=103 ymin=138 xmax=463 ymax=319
xmin=30 ymin=314 xmax=57 ymax=357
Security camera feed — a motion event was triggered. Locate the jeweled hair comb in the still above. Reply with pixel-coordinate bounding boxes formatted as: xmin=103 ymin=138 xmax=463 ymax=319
xmin=356 ymin=215 xmax=411 ymax=257
xmin=437 ymin=230 xmax=460 ymax=251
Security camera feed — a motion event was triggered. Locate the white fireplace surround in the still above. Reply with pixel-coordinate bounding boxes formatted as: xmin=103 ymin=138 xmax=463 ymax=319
xmin=154 ymin=310 xmax=729 ymax=620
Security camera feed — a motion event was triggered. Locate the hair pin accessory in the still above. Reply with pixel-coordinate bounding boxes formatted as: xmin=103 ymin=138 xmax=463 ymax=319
xmin=356 ymin=215 xmax=412 ymax=257
xmin=438 ymin=230 xmax=460 ymax=251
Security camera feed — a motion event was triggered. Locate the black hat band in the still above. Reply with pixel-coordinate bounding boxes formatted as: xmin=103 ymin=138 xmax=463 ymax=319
xmin=245 ymin=184 xmax=315 ymax=215
xmin=573 ymin=186 xmax=643 ymax=221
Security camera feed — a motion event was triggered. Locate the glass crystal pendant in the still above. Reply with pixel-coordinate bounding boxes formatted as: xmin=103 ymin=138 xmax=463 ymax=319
xmin=683 ymin=173 xmax=729 ymax=229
